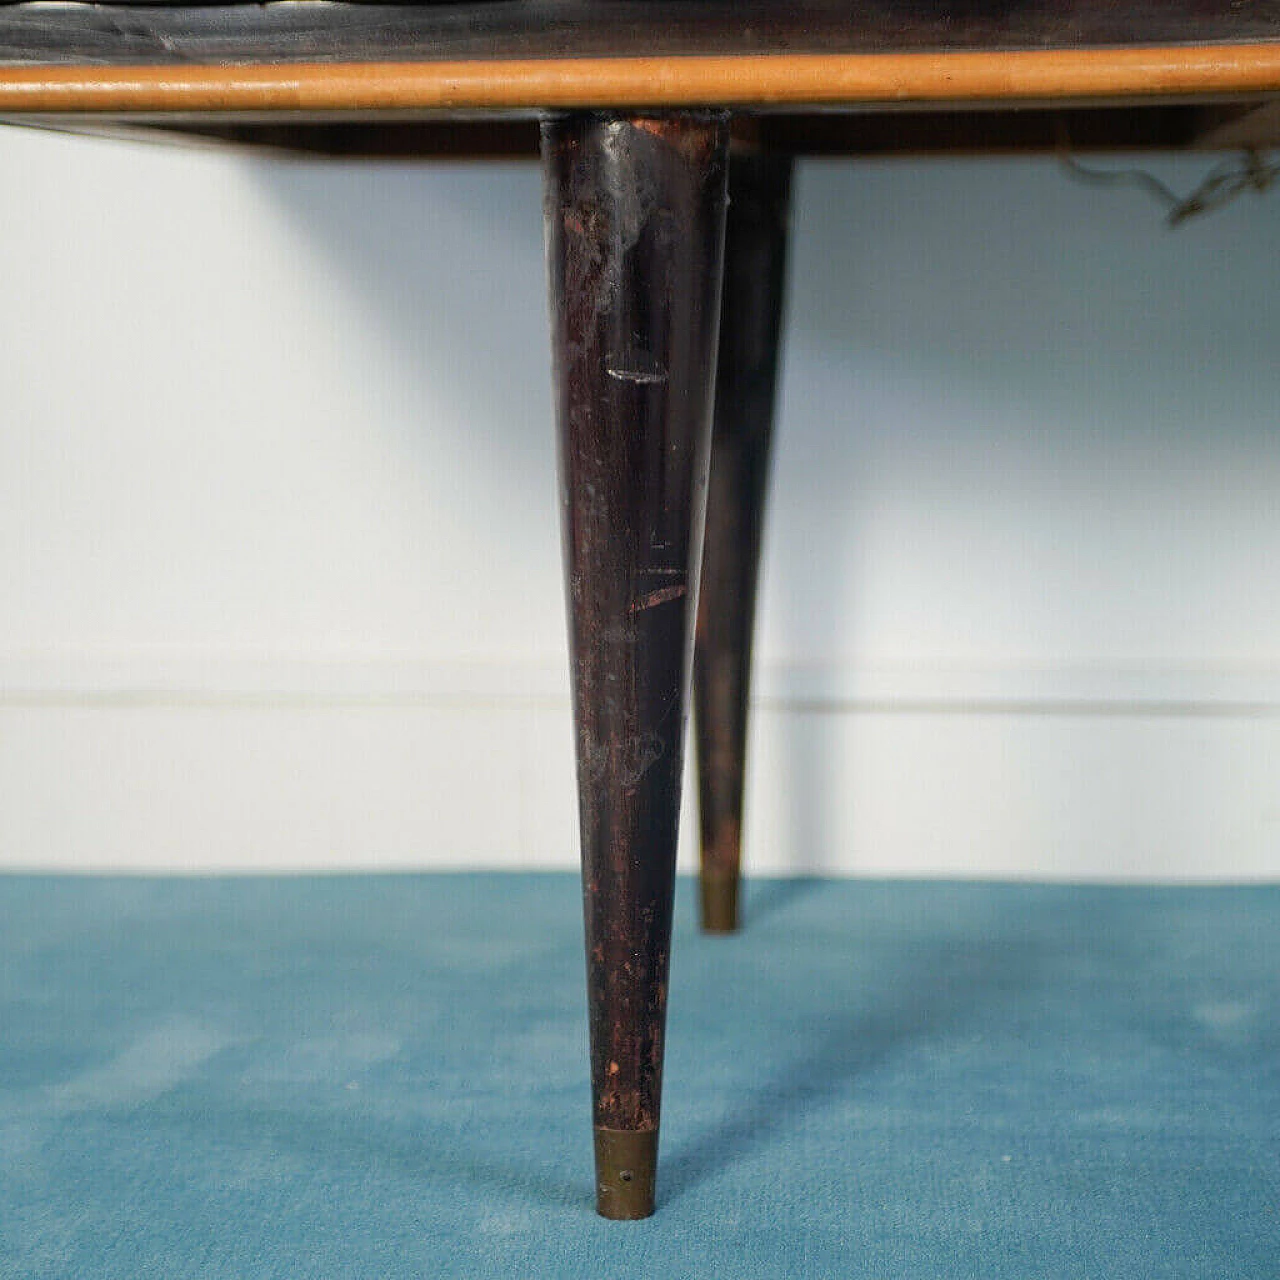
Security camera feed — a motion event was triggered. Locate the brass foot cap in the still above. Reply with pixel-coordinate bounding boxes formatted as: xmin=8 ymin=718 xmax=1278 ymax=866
xmin=594 ymin=1127 xmax=658 ymax=1219
xmin=700 ymin=871 xmax=740 ymax=934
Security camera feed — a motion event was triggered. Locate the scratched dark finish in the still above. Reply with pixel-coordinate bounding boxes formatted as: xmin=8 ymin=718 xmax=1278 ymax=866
xmin=4 ymin=0 xmax=1280 ymax=67
xmin=694 ymin=151 xmax=792 ymax=935
xmin=543 ymin=110 xmax=728 ymax=1219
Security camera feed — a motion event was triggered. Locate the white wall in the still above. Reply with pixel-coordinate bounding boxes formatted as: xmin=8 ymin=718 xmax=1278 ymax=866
xmin=1 ymin=125 xmax=1277 ymax=879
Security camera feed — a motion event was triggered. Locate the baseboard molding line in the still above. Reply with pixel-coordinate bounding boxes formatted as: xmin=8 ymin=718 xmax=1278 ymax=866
xmin=4 ymin=653 xmax=1280 ymax=717
xmin=3 ymin=682 xmax=1278 ymax=877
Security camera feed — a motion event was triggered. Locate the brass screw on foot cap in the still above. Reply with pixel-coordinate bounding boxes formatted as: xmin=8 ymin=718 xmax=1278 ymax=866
xmin=594 ymin=1127 xmax=658 ymax=1219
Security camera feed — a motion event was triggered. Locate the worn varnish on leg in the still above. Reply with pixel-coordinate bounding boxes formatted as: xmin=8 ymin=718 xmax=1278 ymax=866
xmin=694 ymin=151 xmax=793 ymax=934
xmin=543 ymin=111 xmax=729 ymax=1219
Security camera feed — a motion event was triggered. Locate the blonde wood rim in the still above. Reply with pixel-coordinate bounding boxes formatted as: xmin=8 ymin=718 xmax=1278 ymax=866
xmin=0 ymin=45 xmax=1279 ymax=115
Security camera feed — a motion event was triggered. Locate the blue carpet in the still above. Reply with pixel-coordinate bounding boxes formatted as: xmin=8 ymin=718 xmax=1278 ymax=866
xmin=0 ymin=874 xmax=1276 ymax=1278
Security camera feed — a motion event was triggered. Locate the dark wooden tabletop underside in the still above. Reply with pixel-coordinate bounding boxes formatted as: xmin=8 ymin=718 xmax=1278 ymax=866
xmin=2 ymin=0 xmax=1278 ymax=67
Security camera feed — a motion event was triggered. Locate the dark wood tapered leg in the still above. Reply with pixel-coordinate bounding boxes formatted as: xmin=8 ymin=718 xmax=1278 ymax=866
xmin=543 ymin=111 xmax=729 ymax=1220
xmin=694 ymin=152 xmax=794 ymax=934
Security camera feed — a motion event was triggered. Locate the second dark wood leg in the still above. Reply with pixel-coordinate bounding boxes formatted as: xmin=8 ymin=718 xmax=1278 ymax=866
xmin=543 ymin=111 xmax=729 ymax=1219
xmin=694 ymin=152 xmax=793 ymax=933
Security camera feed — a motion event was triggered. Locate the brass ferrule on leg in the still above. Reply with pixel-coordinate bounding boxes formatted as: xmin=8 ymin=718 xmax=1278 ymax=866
xmin=700 ymin=868 xmax=741 ymax=933
xmin=593 ymin=1127 xmax=659 ymax=1219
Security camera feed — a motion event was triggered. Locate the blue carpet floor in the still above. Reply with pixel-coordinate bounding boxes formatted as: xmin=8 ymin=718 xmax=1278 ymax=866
xmin=0 ymin=874 xmax=1276 ymax=1278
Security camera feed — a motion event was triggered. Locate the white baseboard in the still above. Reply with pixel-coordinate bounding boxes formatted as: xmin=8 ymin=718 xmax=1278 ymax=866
xmin=2 ymin=653 xmax=1278 ymax=879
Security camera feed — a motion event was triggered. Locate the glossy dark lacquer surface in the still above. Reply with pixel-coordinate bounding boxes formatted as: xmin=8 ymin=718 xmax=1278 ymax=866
xmin=3 ymin=0 xmax=1280 ymax=66
xmin=694 ymin=152 xmax=792 ymax=935
xmin=543 ymin=110 xmax=729 ymax=1219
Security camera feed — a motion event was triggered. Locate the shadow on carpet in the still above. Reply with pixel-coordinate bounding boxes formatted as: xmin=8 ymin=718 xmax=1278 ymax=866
xmin=1 ymin=874 xmax=1276 ymax=1278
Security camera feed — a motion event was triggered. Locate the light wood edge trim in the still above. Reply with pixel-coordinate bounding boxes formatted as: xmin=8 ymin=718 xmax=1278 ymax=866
xmin=1 ymin=46 xmax=1279 ymax=114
